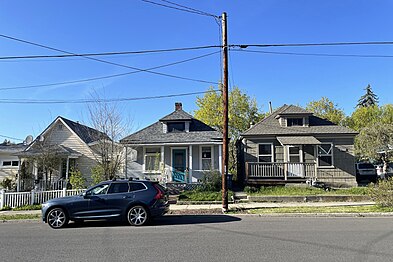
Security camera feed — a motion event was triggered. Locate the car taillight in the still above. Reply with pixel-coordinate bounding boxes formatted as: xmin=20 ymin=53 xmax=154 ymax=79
xmin=153 ymin=184 xmax=164 ymax=200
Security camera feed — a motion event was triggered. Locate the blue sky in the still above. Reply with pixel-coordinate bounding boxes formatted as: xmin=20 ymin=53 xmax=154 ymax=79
xmin=1 ymin=0 xmax=392 ymax=143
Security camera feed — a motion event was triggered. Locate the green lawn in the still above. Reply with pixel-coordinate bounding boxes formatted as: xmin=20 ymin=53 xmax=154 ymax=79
xmin=246 ymin=205 xmax=393 ymax=214
xmin=246 ymin=186 xmax=370 ymax=196
xmin=0 ymin=214 xmax=41 ymax=220
xmin=179 ymin=190 xmax=234 ymax=201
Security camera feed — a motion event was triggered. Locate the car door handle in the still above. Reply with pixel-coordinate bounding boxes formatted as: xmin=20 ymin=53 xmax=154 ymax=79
xmin=123 ymin=195 xmax=133 ymax=199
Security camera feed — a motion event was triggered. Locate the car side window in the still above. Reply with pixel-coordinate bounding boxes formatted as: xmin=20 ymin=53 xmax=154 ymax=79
xmin=107 ymin=183 xmax=129 ymax=194
xmin=87 ymin=184 xmax=110 ymax=196
xmin=129 ymin=182 xmax=146 ymax=192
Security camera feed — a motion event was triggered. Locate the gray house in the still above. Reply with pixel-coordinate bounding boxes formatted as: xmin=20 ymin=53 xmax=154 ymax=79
xmin=120 ymin=103 xmax=222 ymax=183
xmin=238 ymin=104 xmax=358 ymax=187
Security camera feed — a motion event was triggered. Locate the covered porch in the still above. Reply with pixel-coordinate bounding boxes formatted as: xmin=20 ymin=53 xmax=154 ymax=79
xmin=15 ymin=145 xmax=82 ymax=191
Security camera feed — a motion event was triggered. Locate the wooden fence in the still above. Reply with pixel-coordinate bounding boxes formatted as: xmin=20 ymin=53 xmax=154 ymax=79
xmin=0 ymin=189 xmax=85 ymax=209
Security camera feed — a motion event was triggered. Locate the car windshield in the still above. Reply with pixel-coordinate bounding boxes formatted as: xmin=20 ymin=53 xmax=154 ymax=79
xmin=358 ymin=163 xmax=375 ymax=169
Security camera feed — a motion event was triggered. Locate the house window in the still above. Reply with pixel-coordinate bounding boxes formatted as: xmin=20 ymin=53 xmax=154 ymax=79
xmin=167 ymin=122 xmax=185 ymax=132
xmin=2 ymin=161 xmax=18 ymax=167
xmin=258 ymin=144 xmax=273 ymax=162
xmin=287 ymin=118 xmax=303 ymax=127
xmin=144 ymin=148 xmax=161 ymax=172
xmin=317 ymin=144 xmax=333 ymax=167
xmin=201 ymin=146 xmax=212 ymax=170
xmin=58 ymin=124 xmax=63 ymax=130
xmin=288 ymin=146 xmax=301 ymax=162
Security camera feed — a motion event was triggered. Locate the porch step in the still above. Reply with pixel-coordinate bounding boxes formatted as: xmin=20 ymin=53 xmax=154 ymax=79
xmin=168 ymin=195 xmax=179 ymax=204
xmin=233 ymin=191 xmax=248 ymax=200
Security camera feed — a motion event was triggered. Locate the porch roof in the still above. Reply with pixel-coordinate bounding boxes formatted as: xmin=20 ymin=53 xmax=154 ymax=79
xmin=277 ymin=136 xmax=321 ymax=145
xmin=15 ymin=145 xmax=82 ymax=158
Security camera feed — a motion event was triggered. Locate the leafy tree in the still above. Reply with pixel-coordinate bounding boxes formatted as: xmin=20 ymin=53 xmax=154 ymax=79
xmin=306 ymin=97 xmax=346 ymax=125
xmin=347 ymin=104 xmax=393 ymax=131
xmin=91 ymin=165 xmax=106 ymax=185
xmin=355 ymin=123 xmax=393 ymax=169
xmin=194 ymin=86 xmax=264 ymax=174
xmin=356 ymin=84 xmax=379 ymax=108
xmin=69 ymin=168 xmax=86 ymax=189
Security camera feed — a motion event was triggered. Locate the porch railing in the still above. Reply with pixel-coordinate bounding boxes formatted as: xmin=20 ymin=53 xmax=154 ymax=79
xmin=18 ymin=178 xmax=67 ymax=191
xmin=246 ymin=162 xmax=317 ymax=180
xmin=0 ymin=189 xmax=85 ymax=209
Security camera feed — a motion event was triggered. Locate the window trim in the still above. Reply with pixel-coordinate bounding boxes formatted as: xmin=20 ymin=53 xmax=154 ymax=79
xmin=317 ymin=143 xmax=334 ymax=168
xmin=143 ymin=147 xmax=162 ymax=173
xmin=286 ymin=145 xmax=303 ymax=163
xmin=2 ymin=160 xmax=19 ymax=168
xmin=286 ymin=117 xmax=305 ymax=127
xmin=257 ymin=143 xmax=274 ymax=163
xmin=199 ymin=145 xmax=214 ymax=170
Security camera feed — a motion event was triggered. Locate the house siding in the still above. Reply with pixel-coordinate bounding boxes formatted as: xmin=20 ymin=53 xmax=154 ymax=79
xmin=38 ymin=122 xmax=98 ymax=185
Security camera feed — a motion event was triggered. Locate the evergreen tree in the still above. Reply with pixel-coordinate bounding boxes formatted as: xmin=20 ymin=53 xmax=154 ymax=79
xmin=357 ymin=84 xmax=379 ymax=108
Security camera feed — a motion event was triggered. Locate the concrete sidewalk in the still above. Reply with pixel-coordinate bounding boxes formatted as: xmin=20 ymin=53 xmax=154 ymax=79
xmin=0 ymin=201 xmax=376 ymax=216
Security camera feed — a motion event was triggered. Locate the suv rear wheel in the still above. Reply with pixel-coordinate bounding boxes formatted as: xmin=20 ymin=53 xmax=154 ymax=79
xmin=47 ymin=207 xmax=68 ymax=229
xmin=127 ymin=205 xmax=149 ymax=226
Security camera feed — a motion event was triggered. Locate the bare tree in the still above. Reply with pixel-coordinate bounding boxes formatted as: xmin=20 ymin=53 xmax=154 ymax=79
xmin=87 ymin=93 xmax=131 ymax=180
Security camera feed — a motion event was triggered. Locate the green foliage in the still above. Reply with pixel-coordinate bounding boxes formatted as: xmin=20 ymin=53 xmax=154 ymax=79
xmin=0 ymin=206 xmax=12 ymax=211
xmin=69 ymin=168 xmax=86 ymax=189
xmin=244 ymin=186 xmax=258 ymax=194
xmin=200 ymin=170 xmax=222 ymax=191
xmin=194 ymin=86 xmax=264 ymax=174
xmin=368 ymin=178 xmax=393 ymax=207
xmin=356 ymin=84 xmax=379 ymax=108
xmin=13 ymin=204 xmax=42 ymax=211
xmin=0 ymin=177 xmax=16 ymax=190
xmin=91 ymin=165 xmax=106 ymax=185
xmin=179 ymin=190 xmax=234 ymax=201
xmin=346 ymin=105 xmax=382 ymax=131
xmin=246 ymin=185 xmax=370 ymax=196
xmin=306 ymin=97 xmax=346 ymax=125
xmin=355 ymin=123 xmax=393 ymax=162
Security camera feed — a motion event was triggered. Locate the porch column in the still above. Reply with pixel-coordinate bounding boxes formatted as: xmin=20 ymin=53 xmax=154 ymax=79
xmin=16 ymin=158 xmax=21 ymax=192
xmin=161 ymin=146 xmax=165 ymax=180
xmin=65 ymin=157 xmax=70 ymax=189
xmin=188 ymin=145 xmax=193 ymax=183
xmin=218 ymin=144 xmax=222 ymax=175
xmin=33 ymin=160 xmax=38 ymax=190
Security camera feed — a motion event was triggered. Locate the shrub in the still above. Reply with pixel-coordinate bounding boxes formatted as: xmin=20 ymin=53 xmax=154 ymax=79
xmin=69 ymin=168 xmax=86 ymax=189
xmin=91 ymin=165 xmax=106 ymax=185
xmin=244 ymin=186 xmax=258 ymax=193
xmin=0 ymin=177 xmax=16 ymax=191
xmin=368 ymin=178 xmax=393 ymax=207
xmin=199 ymin=170 xmax=222 ymax=192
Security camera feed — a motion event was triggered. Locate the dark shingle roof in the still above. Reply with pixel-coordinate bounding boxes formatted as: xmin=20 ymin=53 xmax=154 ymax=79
xmin=120 ymin=117 xmax=222 ymax=144
xmin=0 ymin=143 xmax=27 ymax=153
xmin=159 ymin=109 xmax=193 ymax=121
xmin=242 ymin=104 xmax=357 ymax=136
xmin=60 ymin=117 xmax=109 ymax=144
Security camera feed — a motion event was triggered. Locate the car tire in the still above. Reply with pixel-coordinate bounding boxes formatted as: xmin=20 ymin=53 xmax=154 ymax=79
xmin=47 ymin=207 xmax=69 ymax=229
xmin=127 ymin=205 xmax=149 ymax=226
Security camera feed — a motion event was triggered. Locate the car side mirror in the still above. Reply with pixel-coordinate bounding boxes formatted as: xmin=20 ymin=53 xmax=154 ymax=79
xmin=82 ymin=192 xmax=88 ymax=198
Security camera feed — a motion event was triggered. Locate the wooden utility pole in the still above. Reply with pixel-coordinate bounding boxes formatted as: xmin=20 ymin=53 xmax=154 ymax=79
xmin=221 ymin=12 xmax=229 ymax=212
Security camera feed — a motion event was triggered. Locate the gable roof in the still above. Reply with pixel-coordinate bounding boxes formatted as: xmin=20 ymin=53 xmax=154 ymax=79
xmin=242 ymin=104 xmax=357 ymax=136
xmin=59 ymin=117 xmax=109 ymax=144
xmin=121 ymin=111 xmax=222 ymax=145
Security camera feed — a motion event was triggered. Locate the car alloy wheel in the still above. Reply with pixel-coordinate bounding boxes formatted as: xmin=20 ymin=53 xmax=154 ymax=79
xmin=127 ymin=206 xmax=148 ymax=226
xmin=47 ymin=208 xmax=68 ymax=229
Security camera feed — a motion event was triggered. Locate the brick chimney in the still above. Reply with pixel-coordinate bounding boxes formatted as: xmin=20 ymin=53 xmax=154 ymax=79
xmin=175 ymin=102 xmax=182 ymax=111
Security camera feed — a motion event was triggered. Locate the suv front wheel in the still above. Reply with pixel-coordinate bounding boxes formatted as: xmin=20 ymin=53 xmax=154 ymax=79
xmin=127 ymin=205 xmax=149 ymax=226
xmin=47 ymin=207 xmax=69 ymax=229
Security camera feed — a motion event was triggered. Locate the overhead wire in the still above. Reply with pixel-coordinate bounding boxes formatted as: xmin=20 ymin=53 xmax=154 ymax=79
xmin=0 ymin=50 xmax=220 ymax=91
xmin=0 ymin=45 xmax=221 ymax=60
xmin=230 ymin=41 xmax=393 ymax=48
xmin=0 ymin=89 xmax=221 ymax=104
xmin=0 ymin=34 xmax=218 ymax=85
xmin=230 ymin=48 xmax=393 ymax=58
xmin=141 ymin=0 xmax=219 ymax=18
xmin=0 ymin=134 xmax=24 ymax=141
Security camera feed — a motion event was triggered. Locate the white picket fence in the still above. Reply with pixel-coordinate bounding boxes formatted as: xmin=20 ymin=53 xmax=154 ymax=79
xmin=0 ymin=189 xmax=85 ymax=209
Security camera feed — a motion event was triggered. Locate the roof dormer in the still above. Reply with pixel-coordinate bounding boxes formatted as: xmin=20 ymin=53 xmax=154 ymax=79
xmin=160 ymin=102 xmax=192 ymax=133
xmin=275 ymin=105 xmax=313 ymax=127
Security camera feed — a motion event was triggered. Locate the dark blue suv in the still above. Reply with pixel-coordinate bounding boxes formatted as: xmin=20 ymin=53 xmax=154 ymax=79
xmin=42 ymin=179 xmax=169 ymax=229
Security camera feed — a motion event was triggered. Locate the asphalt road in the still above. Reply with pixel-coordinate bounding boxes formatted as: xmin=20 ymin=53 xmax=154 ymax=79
xmin=1 ymin=215 xmax=393 ymax=262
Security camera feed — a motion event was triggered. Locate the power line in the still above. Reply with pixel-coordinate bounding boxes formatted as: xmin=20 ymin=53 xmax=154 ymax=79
xmin=231 ymin=49 xmax=393 ymax=58
xmin=0 ymin=45 xmax=221 ymax=61
xmin=0 ymin=89 xmax=220 ymax=104
xmin=0 ymin=134 xmax=24 ymax=141
xmin=230 ymin=41 xmax=393 ymax=48
xmin=141 ymin=0 xmax=219 ymax=18
xmin=0 ymin=51 xmax=220 ymax=91
xmin=0 ymin=34 xmax=218 ymax=85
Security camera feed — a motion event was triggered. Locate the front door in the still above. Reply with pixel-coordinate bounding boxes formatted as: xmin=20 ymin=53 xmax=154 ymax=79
xmin=287 ymin=146 xmax=304 ymax=177
xmin=172 ymin=149 xmax=186 ymax=182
